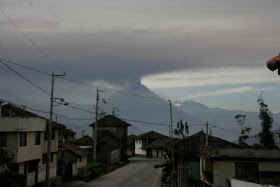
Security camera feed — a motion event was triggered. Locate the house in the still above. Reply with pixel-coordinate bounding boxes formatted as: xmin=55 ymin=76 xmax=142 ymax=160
xmin=146 ymin=138 xmax=175 ymax=159
xmin=135 ymin=131 xmax=169 ymax=156
xmin=0 ymin=103 xmax=65 ymax=186
xmin=167 ymin=131 xmax=238 ymax=183
xmin=200 ymin=146 xmax=280 ymax=187
xmin=57 ymin=142 xmax=88 ymax=181
xmin=90 ymin=115 xmax=131 ymax=162
xmin=127 ymin=135 xmax=137 ymax=157
xmin=59 ymin=128 xmax=76 ymax=143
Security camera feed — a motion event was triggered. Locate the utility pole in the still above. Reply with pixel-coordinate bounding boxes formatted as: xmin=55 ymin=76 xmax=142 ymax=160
xmin=93 ymin=89 xmax=106 ymax=160
xmin=206 ymin=121 xmax=209 ymax=146
xmin=45 ymin=73 xmax=65 ymax=187
xmin=168 ymin=100 xmax=175 ymax=187
xmin=93 ymin=89 xmax=100 ymax=160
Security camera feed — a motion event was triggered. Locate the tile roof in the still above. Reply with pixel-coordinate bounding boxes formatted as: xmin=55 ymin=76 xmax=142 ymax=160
xmin=90 ymin=115 xmax=131 ymax=128
xmin=137 ymin=131 xmax=169 ymax=140
xmin=146 ymin=139 xmax=175 ymax=149
xmin=60 ymin=142 xmax=89 ymax=157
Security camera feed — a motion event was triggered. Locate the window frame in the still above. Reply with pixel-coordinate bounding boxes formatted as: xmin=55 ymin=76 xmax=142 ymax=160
xmin=0 ymin=132 xmax=7 ymax=147
xmin=34 ymin=132 xmax=41 ymax=145
xmin=19 ymin=132 xmax=27 ymax=147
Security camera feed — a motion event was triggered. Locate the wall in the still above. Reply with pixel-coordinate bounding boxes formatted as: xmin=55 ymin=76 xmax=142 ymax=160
xmin=135 ymin=139 xmax=146 ymax=155
xmin=259 ymin=162 xmax=280 ymax=172
xmin=231 ymin=179 xmax=278 ymax=187
xmin=0 ymin=117 xmax=46 ymax=131
xmin=213 ymin=161 xmax=235 ymax=187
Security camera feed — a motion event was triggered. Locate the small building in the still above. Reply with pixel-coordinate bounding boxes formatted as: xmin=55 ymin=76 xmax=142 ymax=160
xmin=135 ymin=131 xmax=169 ymax=156
xmin=90 ymin=115 xmax=131 ymax=162
xmin=200 ymin=146 xmax=280 ymax=187
xmin=57 ymin=142 xmax=88 ymax=181
xmin=146 ymin=139 xmax=175 ymax=159
xmin=59 ymin=128 xmax=76 ymax=143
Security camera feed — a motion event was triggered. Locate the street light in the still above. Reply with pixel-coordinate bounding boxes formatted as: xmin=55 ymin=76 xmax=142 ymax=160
xmin=267 ymin=53 xmax=280 ymax=75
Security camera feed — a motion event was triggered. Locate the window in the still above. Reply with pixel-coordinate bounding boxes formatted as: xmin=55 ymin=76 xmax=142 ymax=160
xmin=0 ymin=132 xmax=7 ymax=147
xmin=28 ymin=160 xmax=38 ymax=173
xmin=20 ymin=132 xmax=27 ymax=147
xmin=235 ymin=162 xmax=258 ymax=179
xmin=35 ymin=132 xmax=41 ymax=145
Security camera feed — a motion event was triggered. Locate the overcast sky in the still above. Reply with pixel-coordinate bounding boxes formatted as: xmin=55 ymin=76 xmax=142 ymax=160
xmin=1 ymin=0 xmax=280 ymax=116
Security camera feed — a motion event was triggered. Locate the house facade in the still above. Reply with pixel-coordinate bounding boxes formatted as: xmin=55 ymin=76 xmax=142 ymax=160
xmin=135 ymin=131 xmax=169 ymax=156
xmin=200 ymin=146 xmax=280 ymax=187
xmin=0 ymin=117 xmax=59 ymax=186
xmin=0 ymin=103 xmax=65 ymax=186
xmin=167 ymin=131 xmax=238 ymax=184
xmin=90 ymin=115 xmax=131 ymax=162
xmin=146 ymin=139 xmax=175 ymax=159
xmin=57 ymin=142 xmax=88 ymax=181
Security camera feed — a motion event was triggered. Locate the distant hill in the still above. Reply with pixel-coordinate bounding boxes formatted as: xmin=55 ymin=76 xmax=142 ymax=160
xmin=179 ymin=100 xmax=280 ymax=143
xmin=67 ymin=82 xmax=279 ymax=142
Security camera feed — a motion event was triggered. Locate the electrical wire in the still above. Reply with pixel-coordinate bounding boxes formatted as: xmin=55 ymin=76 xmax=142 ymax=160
xmin=0 ymin=60 xmax=51 ymax=95
xmin=1 ymin=57 xmax=168 ymax=102
xmin=0 ymin=8 xmax=64 ymax=72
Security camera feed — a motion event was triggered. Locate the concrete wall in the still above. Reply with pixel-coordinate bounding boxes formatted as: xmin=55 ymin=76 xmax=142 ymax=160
xmin=259 ymin=162 xmax=280 ymax=172
xmin=231 ymin=179 xmax=277 ymax=187
xmin=18 ymin=154 xmax=57 ymax=187
xmin=0 ymin=117 xmax=46 ymax=132
xmin=212 ymin=161 xmax=280 ymax=187
xmin=213 ymin=161 xmax=235 ymax=187
xmin=135 ymin=139 xmax=146 ymax=155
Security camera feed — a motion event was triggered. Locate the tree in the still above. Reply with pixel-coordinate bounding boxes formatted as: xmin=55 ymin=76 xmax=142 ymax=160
xmin=235 ymin=114 xmax=251 ymax=146
xmin=173 ymin=119 xmax=189 ymax=139
xmin=258 ymin=96 xmax=275 ymax=148
xmin=0 ymin=147 xmax=14 ymax=169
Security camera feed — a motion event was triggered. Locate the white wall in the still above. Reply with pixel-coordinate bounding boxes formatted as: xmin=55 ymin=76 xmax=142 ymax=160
xmin=213 ymin=161 xmax=235 ymax=187
xmin=135 ymin=139 xmax=146 ymax=155
xmin=231 ymin=179 xmax=277 ymax=187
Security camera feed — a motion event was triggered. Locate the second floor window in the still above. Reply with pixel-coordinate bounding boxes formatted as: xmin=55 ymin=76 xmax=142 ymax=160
xmin=0 ymin=132 xmax=7 ymax=147
xmin=35 ymin=132 xmax=41 ymax=145
xmin=20 ymin=132 xmax=27 ymax=147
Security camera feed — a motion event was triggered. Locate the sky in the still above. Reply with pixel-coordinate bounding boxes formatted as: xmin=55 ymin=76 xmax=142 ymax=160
xmin=1 ymin=0 xmax=280 ymax=118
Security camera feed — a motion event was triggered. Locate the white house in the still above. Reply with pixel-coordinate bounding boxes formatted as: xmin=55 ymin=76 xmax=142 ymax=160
xmin=134 ymin=131 xmax=169 ymax=156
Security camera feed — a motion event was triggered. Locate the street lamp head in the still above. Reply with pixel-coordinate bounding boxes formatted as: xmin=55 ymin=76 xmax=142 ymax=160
xmin=267 ymin=54 xmax=280 ymax=73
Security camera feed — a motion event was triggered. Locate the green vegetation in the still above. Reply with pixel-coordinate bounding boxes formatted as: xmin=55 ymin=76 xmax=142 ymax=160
xmin=87 ymin=160 xmax=126 ymax=180
xmin=235 ymin=114 xmax=251 ymax=146
xmin=258 ymin=96 xmax=275 ymax=148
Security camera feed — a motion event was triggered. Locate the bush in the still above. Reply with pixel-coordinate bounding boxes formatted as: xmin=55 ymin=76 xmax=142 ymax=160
xmin=0 ymin=171 xmax=25 ymax=187
xmin=87 ymin=162 xmax=106 ymax=177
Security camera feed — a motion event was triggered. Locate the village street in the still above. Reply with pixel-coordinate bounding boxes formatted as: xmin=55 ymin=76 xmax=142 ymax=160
xmin=64 ymin=157 xmax=162 ymax=187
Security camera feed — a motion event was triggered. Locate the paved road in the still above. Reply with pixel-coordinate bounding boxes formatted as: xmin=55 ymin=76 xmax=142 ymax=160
xmin=84 ymin=157 xmax=162 ymax=187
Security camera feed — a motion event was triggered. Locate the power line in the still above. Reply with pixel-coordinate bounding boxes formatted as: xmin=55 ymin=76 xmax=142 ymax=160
xmin=211 ymin=124 xmax=240 ymax=135
xmin=0 ymin=60 xmax=51 ymax=95
xmin=1 ymin=57 xmax=168 ymax=102
xmin=65 ymin=105 xmax=94 ymax=114
xmin=0 ymin=58 xmax=51 ymax=76
xmin=0 ymin=8 xmax=64 ymax=72
xmin=0 ymin=98 xmax=94 ymax=121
